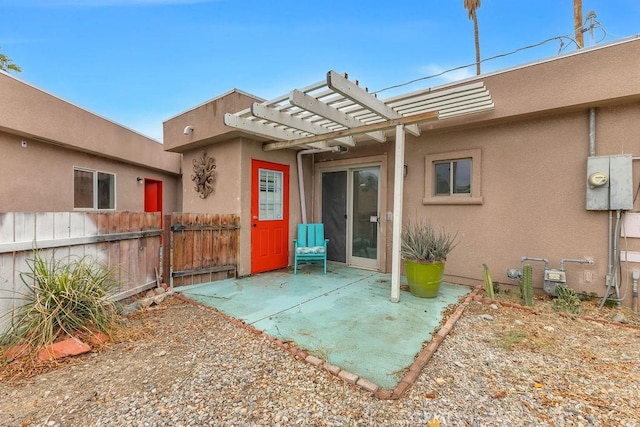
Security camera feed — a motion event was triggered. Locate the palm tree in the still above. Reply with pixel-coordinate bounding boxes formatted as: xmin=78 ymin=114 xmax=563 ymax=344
xmin=574 ymin=0 xmax=584 ymax=48
xmin=0 ymin=47 xmax=22 ymax=73
xmin=464 ymin=0 xmax=481 ymax=75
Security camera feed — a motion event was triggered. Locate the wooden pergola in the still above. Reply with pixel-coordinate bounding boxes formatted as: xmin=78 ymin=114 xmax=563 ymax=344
xmin=224 ymin=70 xmax=494 ymax=302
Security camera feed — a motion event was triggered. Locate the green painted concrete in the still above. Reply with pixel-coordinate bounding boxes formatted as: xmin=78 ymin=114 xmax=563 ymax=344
xmin=176 ymin=265 xmax=470 ymax=389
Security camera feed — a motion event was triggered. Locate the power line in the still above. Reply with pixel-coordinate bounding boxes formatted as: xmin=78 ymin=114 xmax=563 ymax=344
xmin=373 ymin=19 xmax=607 ymax=95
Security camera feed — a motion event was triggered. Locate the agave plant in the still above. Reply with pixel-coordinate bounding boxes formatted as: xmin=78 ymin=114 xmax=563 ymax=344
xmin=400 ymin=218 xmax=459 ymax=263
xmin=1 ymin=250 xmax=121 ymax=352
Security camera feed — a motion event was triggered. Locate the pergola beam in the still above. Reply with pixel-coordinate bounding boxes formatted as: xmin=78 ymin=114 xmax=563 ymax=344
xmin=263 ymin=110 xmax=438 ymax=151
xmin=289 ymin=90 xmax=386 ymax=143
xmin=251 ymin=103 xmax=355 ymax=147
xmin=327 ymin=70 xmax=421 ymax=137
xmin=223 ymin=113 xmax=307 ymax=141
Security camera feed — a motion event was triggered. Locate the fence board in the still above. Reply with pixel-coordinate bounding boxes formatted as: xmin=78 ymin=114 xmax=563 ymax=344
xmin=0 ymin=212 xmax=162 ymax=334
xmin=168 ymin=213 xmax=239 ymax=287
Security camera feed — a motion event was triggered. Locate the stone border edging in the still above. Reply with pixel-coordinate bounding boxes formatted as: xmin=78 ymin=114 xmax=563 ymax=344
xmin=375 ymin=286 xmax=481 ymax=400
xmin=172 ymin=288 xmax=481 ymax=400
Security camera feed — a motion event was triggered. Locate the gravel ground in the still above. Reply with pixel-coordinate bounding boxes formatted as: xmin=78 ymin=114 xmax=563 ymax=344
xmin=1 ymin=293 xmax=639 ymax=426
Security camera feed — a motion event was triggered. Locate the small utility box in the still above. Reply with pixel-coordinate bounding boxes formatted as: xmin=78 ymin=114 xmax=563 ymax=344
xmin=586 ymin=155 xmax=633 ymax=211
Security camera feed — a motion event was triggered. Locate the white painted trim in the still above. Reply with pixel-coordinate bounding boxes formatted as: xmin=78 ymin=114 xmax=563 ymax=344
xmin=391 ymin=125 xmax=405 ymax=303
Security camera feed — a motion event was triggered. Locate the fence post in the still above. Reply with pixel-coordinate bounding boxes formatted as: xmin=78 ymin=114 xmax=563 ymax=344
xmin=163 ymin=214 xmax=172 ymax=287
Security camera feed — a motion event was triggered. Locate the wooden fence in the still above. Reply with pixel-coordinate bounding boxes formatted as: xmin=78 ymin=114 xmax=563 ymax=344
xmin=0 ymin=211 xmax=162 ymax=333
xmin=164 ymin=213 xmax=239 ymax=287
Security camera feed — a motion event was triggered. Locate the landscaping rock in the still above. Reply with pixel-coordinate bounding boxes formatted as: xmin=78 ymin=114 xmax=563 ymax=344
xmin=37 ymin=337 xmax=91 ymax=361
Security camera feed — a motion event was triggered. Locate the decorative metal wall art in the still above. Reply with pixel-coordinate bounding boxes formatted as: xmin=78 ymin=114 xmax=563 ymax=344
xmin=191 ymin=151 xmax=216 ymax=199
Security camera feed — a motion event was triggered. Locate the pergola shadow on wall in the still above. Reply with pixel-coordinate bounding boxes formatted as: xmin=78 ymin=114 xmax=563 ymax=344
xmin=223 ymin=70 xmax=494 ymax=302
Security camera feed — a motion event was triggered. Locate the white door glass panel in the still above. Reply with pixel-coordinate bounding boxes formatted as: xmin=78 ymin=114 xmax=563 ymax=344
xmin=259 ymin=169 xmax=283 ymax=220
xmin=349 ymin=167 xmax=379 ymax=269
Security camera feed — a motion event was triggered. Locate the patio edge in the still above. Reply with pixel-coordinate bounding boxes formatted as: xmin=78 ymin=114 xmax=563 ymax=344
xmin=172 ymin=288 xmax=480 ymax=400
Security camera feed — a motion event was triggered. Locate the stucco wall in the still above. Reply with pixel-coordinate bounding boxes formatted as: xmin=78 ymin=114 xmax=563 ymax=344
xmin=0 ymin=72 xmax=181 ymax=174
xmin=178 ymin=138 xmax=301 ymax=277
xmin=0 ymin=131 xmax=179 ymax=213
xmin=181 ymin=139 xmax=243 ymax=214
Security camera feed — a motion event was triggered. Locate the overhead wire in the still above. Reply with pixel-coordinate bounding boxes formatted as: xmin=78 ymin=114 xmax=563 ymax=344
xmin=373 ymin=16 xmax=607 ymax=95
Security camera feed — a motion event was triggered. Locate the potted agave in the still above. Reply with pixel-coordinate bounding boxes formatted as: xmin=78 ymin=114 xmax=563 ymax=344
xmin=401 ymin=218 xmax=458 ymax=298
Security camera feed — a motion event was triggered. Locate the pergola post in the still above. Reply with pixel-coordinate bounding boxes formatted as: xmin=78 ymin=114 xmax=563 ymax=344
xmin=390 ymin=124 xmax=405 ymax=303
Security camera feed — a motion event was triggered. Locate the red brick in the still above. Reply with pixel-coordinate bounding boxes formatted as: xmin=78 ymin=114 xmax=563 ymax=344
xmin=356 ymin=378 xmax=379 ymax=393
xmin=431 ymin=334 xmax=444 ymax=346
xmin=38 ymin=337 xmax=91 ymax=361
xmin=305 ymin=355 xmax=323 ymax=366
xmin=392 ymin=380 xmax=411 ymax=399
xmin=413 ymin=350 xmax=432 ymax=368
xmin=338 ymin=370 xmax=359 ymax=384
xmin=5 ymin=343 xmax=31 ymax=360
xmin=401 ymin=369 xmax=420 ymax=385
xmin=87 ymin=332 xmax=109 ymax=346
xmin=376 ymin=389 xmax=393 ymax=400
xmin=324 ymin=363 xmax=341 ymax=375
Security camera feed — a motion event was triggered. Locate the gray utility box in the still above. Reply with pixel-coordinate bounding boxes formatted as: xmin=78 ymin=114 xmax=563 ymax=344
xmin=586 ymin=155 xmax=633 ymax=211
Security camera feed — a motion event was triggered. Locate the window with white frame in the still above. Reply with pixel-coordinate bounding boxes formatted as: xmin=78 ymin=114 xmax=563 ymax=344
xmin=423 ymin=149 xmax=482 ymax=205
xmin=258 ymin=168 xmax=283 ymax=220
xmin=74 ymin=167 xmax=116 ymax=210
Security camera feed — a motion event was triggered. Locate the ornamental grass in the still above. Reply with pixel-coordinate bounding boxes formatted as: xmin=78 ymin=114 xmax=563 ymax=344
xmin=1 ymin=251 xmax=121 ymax=355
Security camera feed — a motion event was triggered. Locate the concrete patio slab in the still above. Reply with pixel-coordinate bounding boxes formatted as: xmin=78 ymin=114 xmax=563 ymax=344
xmin=175 ymin=265 xmax=470 ymax=389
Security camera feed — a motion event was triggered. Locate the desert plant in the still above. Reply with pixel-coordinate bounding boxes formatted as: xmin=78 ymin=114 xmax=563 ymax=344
xmin=552 ymin=285 xmax=581 ymax=314
xmin=482 ymin=263 xmax=495 ymax=300
xmin=1 ymin=251 xmax=121 ymax=352
xmin=521 ymin=264 xmax=534 ymax=307
xmin=401 ymin=219 xmax=458 ymax=263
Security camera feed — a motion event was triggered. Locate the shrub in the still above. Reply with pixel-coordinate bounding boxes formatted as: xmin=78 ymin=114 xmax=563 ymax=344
xmin=401 ymin=219 xmax=458 ymax=263
xmin=552 ymin=285 xmax=581 ymax=314
xmin=1 ymin=251 xmax=121 ymax=352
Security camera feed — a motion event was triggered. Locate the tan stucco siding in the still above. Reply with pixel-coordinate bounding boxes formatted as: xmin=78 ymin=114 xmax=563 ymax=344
xmin=0 ymin=72 xmax=181 ymax=174
xmin=163 ymin=91 xmax=261 ymax=153
xmin=181 ymin=140 xmax=243 ymax=215
xmin=421 ymin=39 xmax=640 ymax=134
xmin=402 ymin=106 xmax=640 ymax=296
xmin=0 ymin=131 xmax=179 ymax=213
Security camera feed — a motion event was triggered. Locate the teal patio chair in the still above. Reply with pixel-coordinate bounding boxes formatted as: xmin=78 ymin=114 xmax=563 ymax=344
xmin=293 ymin=223 xmax=329 ymax=274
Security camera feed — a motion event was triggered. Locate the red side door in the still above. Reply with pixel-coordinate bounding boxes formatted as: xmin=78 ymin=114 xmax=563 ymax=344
xmin=144 ymin=179 xmax=163 ymax=215
xmin=251 ymin=159 xmax=289 ymax=274
xmin=144 ymin=179 xmax=163 ymax=242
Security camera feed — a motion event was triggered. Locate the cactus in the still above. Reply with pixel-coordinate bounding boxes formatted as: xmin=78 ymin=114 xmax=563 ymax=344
xmin=482 ymin=263 xmax=495 ymax=300
xmin=522 ymin=264 xmax=534 ymax=307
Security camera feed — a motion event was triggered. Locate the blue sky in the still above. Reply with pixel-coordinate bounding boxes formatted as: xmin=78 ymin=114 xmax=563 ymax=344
xmin=1 ymin=0 xmax=638 ymax=141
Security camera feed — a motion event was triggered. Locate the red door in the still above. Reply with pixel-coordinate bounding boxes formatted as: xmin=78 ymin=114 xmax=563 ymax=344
xmin=144 ymin=180 xmax=163 ymax=242
xmin=144 ymin=179 xmax=163 ymax=215
xmin=251 ymin=159 xmax=289 ymax=274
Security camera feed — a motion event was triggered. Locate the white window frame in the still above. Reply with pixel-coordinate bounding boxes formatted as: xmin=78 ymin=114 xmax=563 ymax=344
xmin=258 ymin=168 xmax=284 ymax=220
xmin=73 ymin=167 xmax=116 ymax=211
xmin=423 ymin=149 xmax=483 ymax=205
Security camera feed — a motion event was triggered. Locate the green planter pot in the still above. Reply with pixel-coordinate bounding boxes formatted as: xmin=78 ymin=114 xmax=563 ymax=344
xmin=405 ymin=260 xmax=445 ymax=298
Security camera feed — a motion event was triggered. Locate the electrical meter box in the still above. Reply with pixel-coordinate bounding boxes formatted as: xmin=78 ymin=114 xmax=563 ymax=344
xmin=586 ymin=155 xmax=633 ymax=211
